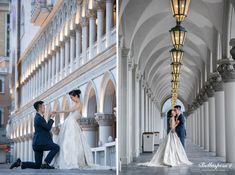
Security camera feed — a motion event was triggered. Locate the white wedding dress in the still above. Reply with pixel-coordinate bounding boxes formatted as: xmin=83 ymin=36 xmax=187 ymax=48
xmin=53 ymin=110 xmax=93 ymax=169
xmin=139 ymin=118 xmax=192 ymax=167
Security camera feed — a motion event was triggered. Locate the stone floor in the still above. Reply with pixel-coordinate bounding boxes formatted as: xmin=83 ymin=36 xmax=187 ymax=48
xmin=0 ymin=164 xmax=116 ymax=175
xmin=120 ymin=139 xmax=235 ymax=175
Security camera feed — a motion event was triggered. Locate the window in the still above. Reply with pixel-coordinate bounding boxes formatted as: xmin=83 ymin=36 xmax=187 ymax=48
xmin=6 ymin=13 xmax=10 ymax=56
xmin=0 ymin=79 xmax=3 ymax=93
xmin=0 ymin=108 xmax=2 ymax=127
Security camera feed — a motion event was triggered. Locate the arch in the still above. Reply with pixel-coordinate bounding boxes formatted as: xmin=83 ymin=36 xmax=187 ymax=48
xmin=100 ymin=71 xmax=116 ymax=113
xmin=83 ymin=81 xmax=98 ymax=117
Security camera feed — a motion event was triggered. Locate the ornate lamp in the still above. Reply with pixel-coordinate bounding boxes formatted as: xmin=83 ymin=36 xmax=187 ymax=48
xmin=171 ymin=62 xmax=181 ymax=74
xmin=171 ymin=80 xmax=179 ymax=89
xmin=170 ymin=25 xmax=186 ymax=49
xmin=170 ymin=0 xmax=191 ymax=23
xmin=172 ymin=72 xmax=180 ymax=82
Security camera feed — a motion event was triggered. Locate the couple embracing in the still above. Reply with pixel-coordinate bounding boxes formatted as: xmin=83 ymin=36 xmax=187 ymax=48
xmin=10 ymin=89 xmax=93 ymax=169
xmin=140 ymin=105 xmax=193 ymax=167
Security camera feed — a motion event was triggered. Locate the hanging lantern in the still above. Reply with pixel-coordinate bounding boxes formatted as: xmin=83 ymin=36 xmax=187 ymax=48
xmin=170 ymin=48 xmax=184 ymax=63
xmin=170 ymin=24 xmax=187 ymax=49
xmin=171 ymin=62 xmax=181 ymax=74
xmin=172 ymin=72 xmax=180 ymax=82
xmin=171 ymin=80 xmax=179 ymax=89
xmin=170 ymin=0 xmax=191 ymax=23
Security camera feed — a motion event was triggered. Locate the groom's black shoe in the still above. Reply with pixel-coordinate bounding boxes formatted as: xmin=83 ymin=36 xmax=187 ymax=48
xmin=41 ymin=163 xmax=55 ymax=169
xmin=10 ymin=158 xmax=21 ymax=169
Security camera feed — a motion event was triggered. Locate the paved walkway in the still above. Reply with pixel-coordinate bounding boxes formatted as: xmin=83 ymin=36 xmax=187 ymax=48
xmin=120 ymin=139 xmax=235 ymax=175
xmin=0 ymin=164 xmax=116 ymax=175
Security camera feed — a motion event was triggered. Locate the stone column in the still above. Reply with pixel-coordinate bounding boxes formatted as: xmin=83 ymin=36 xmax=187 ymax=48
xmin=195 ymin=100 xmax=200 ymax=146
xmin=95 ymin=113 xmax=115 ymax=145
xmin=24 ymin=139 xmax=28 ymax=161
xmin=118 ymin=47 xmax=129 ymax=164
xmin=140 ymin=79 xmax=145 ymax=149
xmin=210 ymin=72 xmax=226 ymax=157
xmin=203 ymin=91 xmax=209 ymax=151
xmin=135 ymin=72 xmax=141 ymax=156
xmin=60 ymin=42 xmax=65 ymax=80
xmin=48 ymin=58 xmax=51 ymax=88
xmin=64 ymin=37 xmax=70 ymax=76
xmin=96 ymin=1 xmax=104 ymax=53
xmin=217 ymin=38 xmax=235 ymax=162
xmin=105 ymin=0 xmax=113 ymax=47
xmin=81 ymin=17 xmax=88 ymax=64
xmin=145 ymin=91 xmax=149 ymax=131
xmin=28 ymin=138 xmax=33 ymax=161
xmin=206 ymin=82 xmax=216 ymax=152
xmin=88 ymin=9 xmax=96 ymax=59
xmin=55 ymin=47 xmax=60 ymax=83
xmin=200 ymin=102 xmax=204 ymax=148
xmin=127 ymin=61 xmax=136 ymax=159
xmin=44 ymin=61 xmax=48 ymax=90
xmin=80 ymin=118 xmax=98 ymax=147
xmin=75 ymin=25 xmax=81 ymax=67
xmin=51 ymin=54 xmax=55 ymax=85
xmin=70 ymin=31 xmax=75 ymax=72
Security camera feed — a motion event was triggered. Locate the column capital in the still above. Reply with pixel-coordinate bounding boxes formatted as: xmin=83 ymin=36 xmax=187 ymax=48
xmin=217 ymin=39 xmax=235 ymax=82
xmin=96 ymin=1 xmax=105 ymax=11
xmin=95 ymin=113 xmax=115 ymax=126
xmin=217 ymin=59 xmax=235 ymax=83
xmin=208 ymin=72 xmax=224 ymax=91
xmin=205 ymin=81 xmax=215 ymax=97
xmin=80 ymin=17 xmax=89 ymax=27
xmin=69 ymin=30 xmax=76 ymax=38
xmin=76 ymin=24 xmax=82 ymax=31
xmin=121 ymin=47 xmax=130 ymax=58
xmin=87 ymin=9 xmax=97 ymax=18
xmin=79 ymin=117 xmax=99 ymax=131
xmin=136 ymin=70 xmax=141 ymax=81
xmin=128 ymin=58 xmax=135 ymax=71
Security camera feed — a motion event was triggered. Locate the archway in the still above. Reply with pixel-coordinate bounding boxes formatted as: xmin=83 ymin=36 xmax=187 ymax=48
xmin=161 ymin=98 xmax=185 ymax=137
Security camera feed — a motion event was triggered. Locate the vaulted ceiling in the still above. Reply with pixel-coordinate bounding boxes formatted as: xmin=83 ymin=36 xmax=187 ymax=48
xmin=120 ymin=0 xmax=230 ymax=108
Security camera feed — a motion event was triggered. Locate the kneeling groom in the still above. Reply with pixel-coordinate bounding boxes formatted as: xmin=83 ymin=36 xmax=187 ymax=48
xmin=10 ymin=101 xmax=60 ymax=169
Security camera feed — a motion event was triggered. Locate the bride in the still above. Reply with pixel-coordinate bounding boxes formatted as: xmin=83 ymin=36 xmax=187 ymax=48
xmin=140 ymin=109 xmax=192 ymax=167
xmin=52 ymin=89 xmax=93 ymax=169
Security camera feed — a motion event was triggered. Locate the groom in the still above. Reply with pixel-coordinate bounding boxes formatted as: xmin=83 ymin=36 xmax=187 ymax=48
xmin=10 ymin=101 xmax=60 ymax=169
xmin=174 ymin=105 xmax=186 ymax=148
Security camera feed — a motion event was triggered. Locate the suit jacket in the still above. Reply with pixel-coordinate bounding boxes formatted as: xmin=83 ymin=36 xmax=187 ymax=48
xmin=32 ymin=113 xmax=54 ymax=146
xmin=176 ymin=113 xmax=186 ymax=138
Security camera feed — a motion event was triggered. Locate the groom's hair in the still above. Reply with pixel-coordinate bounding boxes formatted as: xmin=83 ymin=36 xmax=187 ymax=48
xmin=34 ymin=101 xmax=44 ymax=111
xmin=174 ymin=105 xmax=181 ymax=110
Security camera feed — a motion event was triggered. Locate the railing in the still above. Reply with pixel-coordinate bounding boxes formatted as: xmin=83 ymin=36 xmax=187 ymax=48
xmin=0 ymin=67 xmax=8 ymax=73
xmin=91 ymin=141 xmax=116 ymax=168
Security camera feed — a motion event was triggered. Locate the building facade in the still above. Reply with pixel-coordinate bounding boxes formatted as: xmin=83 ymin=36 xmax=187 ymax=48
xmin=0 ymin=0 xmax=11 ymax=163
xmin=7 ymin=0 xmax=116 ymax=168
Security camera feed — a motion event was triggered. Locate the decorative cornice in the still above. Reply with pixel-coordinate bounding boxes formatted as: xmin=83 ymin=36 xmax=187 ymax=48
xmin=79 ymin=117 xmax=99 ymax=129
xmin=95 ymin=113 xmax=115 ymax=126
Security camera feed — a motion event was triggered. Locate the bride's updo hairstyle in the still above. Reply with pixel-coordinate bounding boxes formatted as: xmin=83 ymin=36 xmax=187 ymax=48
xmin=69 ymin=89 xmax=81 ymax=98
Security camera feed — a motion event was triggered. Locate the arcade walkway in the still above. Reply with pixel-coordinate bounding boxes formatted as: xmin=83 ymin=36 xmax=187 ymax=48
xmin=120 ymin=139 xmax=235 ymax=175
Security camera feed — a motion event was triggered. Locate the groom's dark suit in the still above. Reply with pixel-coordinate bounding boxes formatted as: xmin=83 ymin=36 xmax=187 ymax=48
xmin=21 ymin=113 xmax=60 ymax=169
xmin=175 ymin=113 xmax=186 ymax=148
